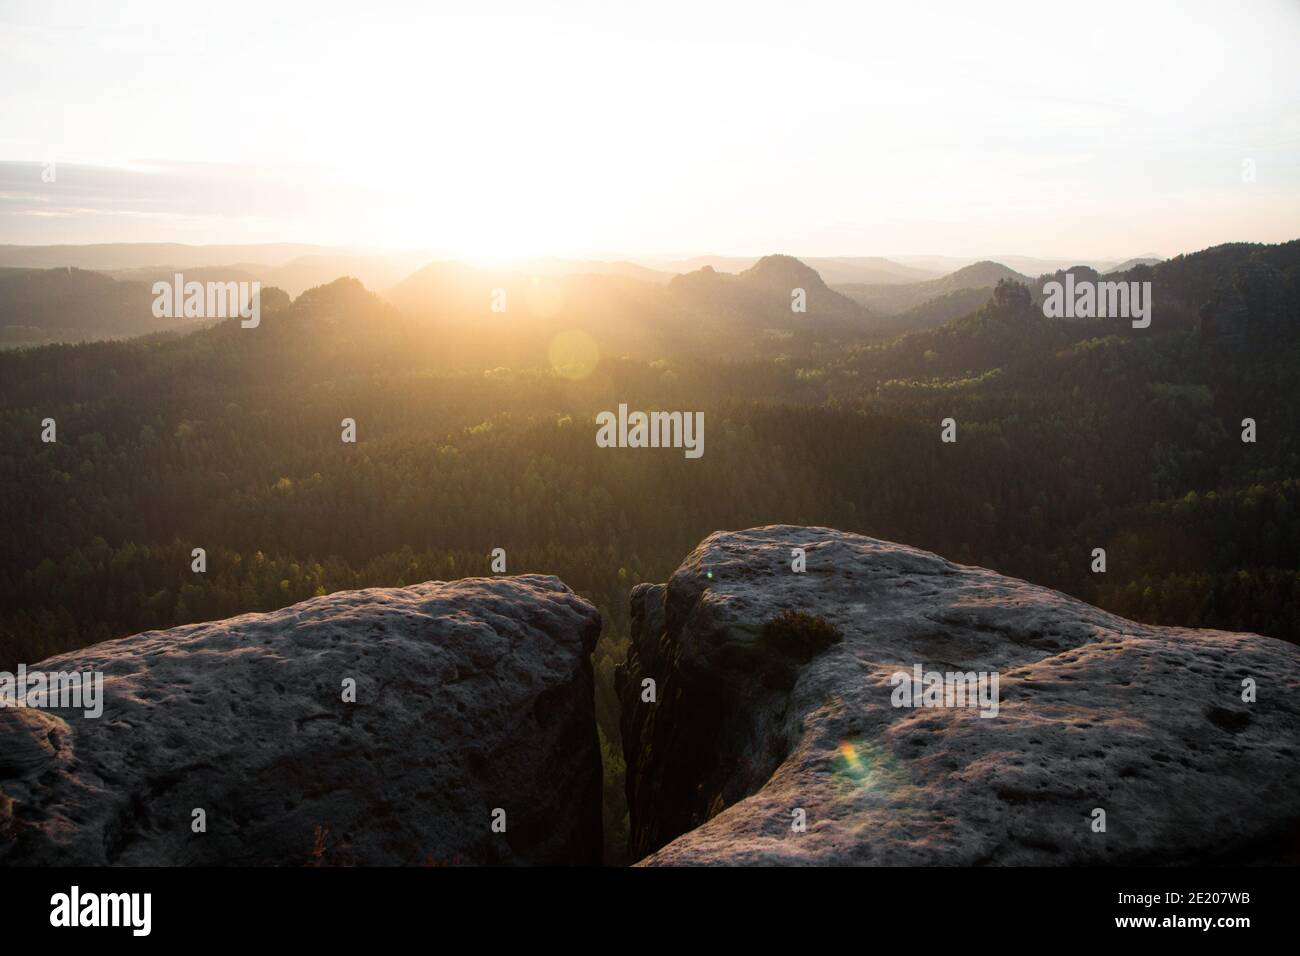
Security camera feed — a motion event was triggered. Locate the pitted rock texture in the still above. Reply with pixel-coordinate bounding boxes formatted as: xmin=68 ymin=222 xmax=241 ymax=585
xmin=616 ymin=526 xmax=1300 ymax=865
xmin=1 ymin=576 xmax=602 ymax=865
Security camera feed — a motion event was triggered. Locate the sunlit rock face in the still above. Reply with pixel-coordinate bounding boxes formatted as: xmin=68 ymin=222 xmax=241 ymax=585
xmin=0 ymin=576 xmax=603 ymax=865
xmin=617 ymin=526 xmax=1300 ymax=866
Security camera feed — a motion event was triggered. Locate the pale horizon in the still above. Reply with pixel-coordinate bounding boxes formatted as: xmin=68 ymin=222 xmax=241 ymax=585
xmin=0 ymin=225 xmax=1179 ymax=268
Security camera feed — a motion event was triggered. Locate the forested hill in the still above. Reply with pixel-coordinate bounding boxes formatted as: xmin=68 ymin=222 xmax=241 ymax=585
xmin=0 ymin=267 xmax=165 ymax=344
xmin=0 ymin=266 xmax=292 ymax=345
xmin=2 ymin=241 xmax=1298 ymax=859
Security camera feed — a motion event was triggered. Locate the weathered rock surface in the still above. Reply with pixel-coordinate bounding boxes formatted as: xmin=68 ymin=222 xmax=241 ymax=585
xmin=616 ymin=526 xmax=1300 ymax=865
xmin=1 ymin=576 xmax=603 ymax=865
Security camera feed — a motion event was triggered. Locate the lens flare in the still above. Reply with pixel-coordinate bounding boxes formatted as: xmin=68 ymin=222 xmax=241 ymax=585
xmin=548 ymin=329 xmax=599 ymax=381
xmin=833 ymin=738 xmax=910 ymax=793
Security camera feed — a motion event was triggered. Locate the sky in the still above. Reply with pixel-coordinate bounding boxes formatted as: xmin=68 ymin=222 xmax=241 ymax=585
xmin=1 ymin=0 xmax=1298 ymax=261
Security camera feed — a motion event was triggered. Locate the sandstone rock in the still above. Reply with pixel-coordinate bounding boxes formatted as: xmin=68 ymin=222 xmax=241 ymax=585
xmin=1 ymin=576 xmax=602 ymax=865
xmin=616 ymin=526 xmax=1300 ymax=865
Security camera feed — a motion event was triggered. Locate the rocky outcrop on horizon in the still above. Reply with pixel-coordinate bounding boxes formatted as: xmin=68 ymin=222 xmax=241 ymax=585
xmin=616 ymin=526 xmax=1300 ymax=865
xmin=0 ymin=576 xmax=603 ymax=866
xmin=668 ymin=254 xmax=875 ymax=331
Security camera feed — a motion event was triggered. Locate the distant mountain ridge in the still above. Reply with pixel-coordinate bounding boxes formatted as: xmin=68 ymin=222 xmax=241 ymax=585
xmin=0 ymin=267 xmax=162 ymax=344
xmin=651 ymin=255 xmax=938 ymax=285
xmin=1104 ymin=257 xmax=1163 ymax=274
xmin=666 ymin=253 xmax=878 ymax=332
xmin=891 ymin=253 xmax=1165 ymax=276
xmin=0 ymin=243 xmax=328 ymax=271
xmin=386 ymin=253 xmax=889 ymax=364
xmin=833 ymin=260 xmax=1033 ymax=324
xmin=0 ymin=266 xmax=290 ymax=345
xmin=2 ymin=242 xmax=1287 ymax=353
xmin=0 ymin=244 xmax=432 ymax=297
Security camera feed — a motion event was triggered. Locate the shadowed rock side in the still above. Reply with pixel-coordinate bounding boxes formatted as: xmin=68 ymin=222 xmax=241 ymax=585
xmin=0 ymin=576 xmax=603 ymax=865
xmin=616 ymin=526 xmax=1300 ymax=865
